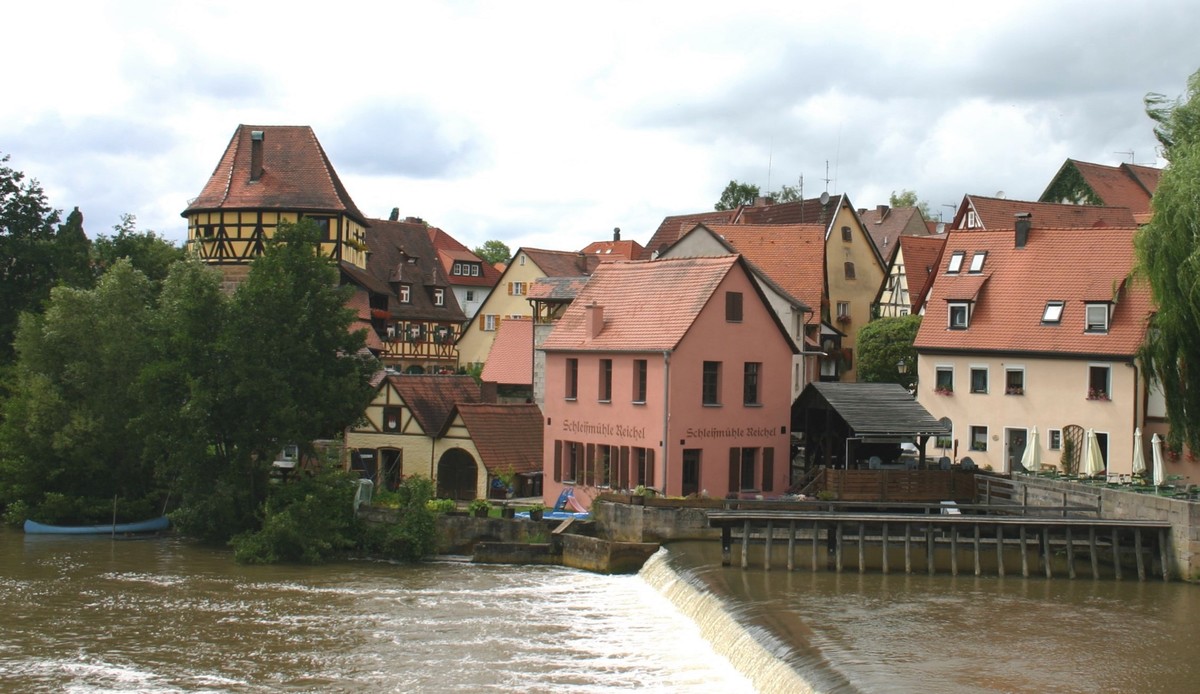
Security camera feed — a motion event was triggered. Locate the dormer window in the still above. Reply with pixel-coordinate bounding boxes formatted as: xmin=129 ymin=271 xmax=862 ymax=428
xmin=471 ymin=264 xmax=480 ymax=276
xmin=1042 ymin=301 xmax=1064 ymax=323
xmin=399 ymin=285 xmax=411 ymax=303
xmin=452 ymin=262 xmax=462 ymax=275
xmin=1085 ymin=303 xmax=1109 ymax=333
xmin=433 ymin=288 xmax=445 ymax=306
xmin=948 ymin=302 xmax=969 ymax=329
xmin=947 ymin=252 xmax=965 ymax=274
xmin=968 ymin=251 xmax=987 ymax=273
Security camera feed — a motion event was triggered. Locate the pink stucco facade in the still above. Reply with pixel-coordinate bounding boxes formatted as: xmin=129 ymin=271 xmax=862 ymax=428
xmin=541 ymin=259 xmax=796 ymax=508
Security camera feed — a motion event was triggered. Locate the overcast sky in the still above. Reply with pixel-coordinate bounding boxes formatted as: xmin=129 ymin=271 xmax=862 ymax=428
xmin=3 ymin=1 xmax=1196 ymax=253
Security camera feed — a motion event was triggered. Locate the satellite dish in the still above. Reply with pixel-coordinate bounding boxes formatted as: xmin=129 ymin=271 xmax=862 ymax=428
xmin=819 ymin=192 xmax=831 ymax=205
xmin=995 ymin=190 xmax=1006 ymax=199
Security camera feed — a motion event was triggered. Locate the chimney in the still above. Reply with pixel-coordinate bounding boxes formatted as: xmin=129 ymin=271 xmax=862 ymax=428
xmin=585 ymin=301 xmax=604 ymax=338
xmin=1015 ymin=213 xmax=1032 ymax=248
xmin=876 ymin=204 xmax=889 ymax=222
xmin=613 ymin=226 xmax=621 ymax=242
xmin=250 ymin=130 xmax=264 ymax=181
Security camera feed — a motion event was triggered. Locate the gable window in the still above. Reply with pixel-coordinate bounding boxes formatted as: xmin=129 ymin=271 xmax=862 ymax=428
xmin=633 ymin=359 xmax=647 ymax=404
xmin=726 ymin=291 xmax=743 ymax=322
xmin=433 ymin=288 xmax=444 ymax=306
xmin=598 ymin=359 xmax=612 ymax=402
xmin=743 ymin=362 xmax=761 ymax=406
xmin=935 ymin=366 xmax=954 ymax=394
xmin=702 ymin=361 xmax=721 ymax=406
xmin=1085 ymin=303 xmax=1110 ymax=333
xmin=948 ymin=302 xmax=969 ymax=329
xmin=969 ymin=251 xmax=987 ymax=273
xmin=1043 ymin=301 xmax=1064 ymax=323
xmin=970 ymin=366 xmax=989 ymax=394
xmin=382 ymin=406 xmax=402 ymax=433
xmin=482 ymin=314 xmax=498 ymax=331
xmin=844 ymin=261 xmax=856 ymax=280
xmin=1005 ymin=368 xmax=1025 ymax=395
xmin=947 ymin=251 xmax=965 ymax=273
xmin=509 ymin=281 xmax=525 ymax=296
xmin=1048 ymin=429 xmax=1062 ymax=451
xmin=566 ymin=358 xmax=578 ymax=400
xmin=970 ymin=425 xmax=988 ymax=451
xmin=841 ymin=226 xmax=852 ymax=242
xmin=1088 ymin=364 xmax=1110 ymax=401
xmin=399 ymin=285 xmax=411 ymax=303
xmin=966 ymin=210 xmax=981 ymax=229
xmin=465 ymin=290 xmax=475 ymax=302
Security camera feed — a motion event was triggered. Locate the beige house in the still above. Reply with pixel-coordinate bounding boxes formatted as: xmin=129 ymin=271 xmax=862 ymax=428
xmin=456 ymin=248 xmax=599 ymax=369
xmin=914 ymin=222 xmax=1154 ymax=477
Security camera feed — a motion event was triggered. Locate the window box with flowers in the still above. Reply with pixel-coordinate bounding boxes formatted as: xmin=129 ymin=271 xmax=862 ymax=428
xmin=1086 ymin=388 xmax=1110 ymax=401
xmin=934 ymin=386 xmax=954 ymax=396
xmin=1005 ymin=386 xmax=1024 ymax=396
xmin=836 ymin=313 xmax=853 ymax=325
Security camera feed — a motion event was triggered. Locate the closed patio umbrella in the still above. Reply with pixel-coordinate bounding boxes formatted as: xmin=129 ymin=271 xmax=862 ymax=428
xmin=1020 ymin=427 xmax=1042 ymax=473
xmin=1083 ymin=429 xmax=1106 ymax=478
xmin=1151 ymin=433 xmax=1166 ymax=487
xmin=1131 ymin=427 xmax=1147 ymax=479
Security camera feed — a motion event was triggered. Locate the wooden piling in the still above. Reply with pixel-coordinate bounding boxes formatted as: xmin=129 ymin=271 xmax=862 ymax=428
xmin=1134 ymin=529 xmax=1145 ymax=581
xmin=1020 ymin=526 xmax=1030 ymax=577
xmin=973 ymin=524 xmax=982 ymax=576
xmin=904 ymin=523 xmax=913 ymax=574
xmin=741 ymin=521 xmax=750 ymax=570
xmin=1089 ymin=527 xmax=1099 ymax=579
xmin=1042 ymin=527 xmax=1052 ymax=579
xmin=787 ymin=521 xmax=796 ymax=572
xmin=858 ymin=522 xmax=866 ymax=574
xmin=881 ymin=523 xmax=890 ymax=575
xmin=996 ymin=526 xmax=1005 ymax=577
xmin=835 ymin=522 xmax=844 ymax=573
xmin=1066 ymin=527 xmax=1076 ymax=580
xmin=764 ymin=520 xmax=773 ymax=571
xmin=1112 ymin=528 xmax=1121 ymax=580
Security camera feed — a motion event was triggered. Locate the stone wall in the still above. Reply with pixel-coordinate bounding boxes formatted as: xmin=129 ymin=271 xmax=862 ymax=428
xmin=1006 ymin=477 xmax=1200 ymax=581
xmin=591 ymin=498 xmax=722 ymax=543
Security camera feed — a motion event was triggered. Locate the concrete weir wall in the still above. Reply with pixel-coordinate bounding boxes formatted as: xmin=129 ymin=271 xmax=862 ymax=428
xmin=1006 ymin=477 xmax=1200 ymax=581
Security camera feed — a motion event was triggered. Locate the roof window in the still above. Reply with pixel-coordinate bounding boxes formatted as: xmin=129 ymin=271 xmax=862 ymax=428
xmin=947 ymin=251 xmax=965 ymax=274
xmin=968 ymin=251 xmax=987 ymax=273
xmin=1042 ymin=301 xmax=1064 ymax=323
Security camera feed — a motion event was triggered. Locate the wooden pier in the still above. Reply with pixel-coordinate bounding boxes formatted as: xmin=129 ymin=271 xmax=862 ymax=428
xmin=709 ymin=506 xmax=1173 ymax=581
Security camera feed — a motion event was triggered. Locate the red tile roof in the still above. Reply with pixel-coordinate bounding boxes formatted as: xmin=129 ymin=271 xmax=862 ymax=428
xmin=1060 ymin=160 xmax=1159 ymax=215
xmin=956 ymin=195 xmax=1137 ymax=230
xmin=580 ymin=239 xmax=645 ymax=261
xmin=481 ymin=317 xmax=533 ymax=386
xmin=858 ymin=206 xmax=927 ymax=258
xmin=641 ymin=209 xmax=738 ymax=259
xmin=528 ymin=276 xmax=589 ymax=301
xmin=366 ymin=219 xmax=467 ymax=322
xmin=454 ymin=403 xmax=544 ymax=475
xmin=388 ymin=374 xmax=484 ymax=434
xmin=522 ymin=248 xmax=602 ymax=277
xmin=736 ymin=195 xmax=843 ymax=227
xmin=915 ymin=227 xmax=1151 ymax=357
xmin=184 ymin=125 xmax=367 ymax=224
xmin=692 ymin=223 xmax=824 ymax=315
xmin=427 ymin=226 xmax=503 ymax=288
xmin=543 ymin=255 xmax=789 ymax=353
xmin=896 ymin=234 xmax=947 ymax=313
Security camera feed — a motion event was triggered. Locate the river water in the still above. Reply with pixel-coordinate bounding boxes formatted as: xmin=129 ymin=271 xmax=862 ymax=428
xmin=2 ymin=529 xmax=1197 ymax=693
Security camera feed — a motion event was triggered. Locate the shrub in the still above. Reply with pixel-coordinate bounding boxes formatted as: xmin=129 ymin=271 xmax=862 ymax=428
xmin=362 ymin=476 xmax=437 ymax=561
xmin=231 ymin=466 xmax=359 ymax=564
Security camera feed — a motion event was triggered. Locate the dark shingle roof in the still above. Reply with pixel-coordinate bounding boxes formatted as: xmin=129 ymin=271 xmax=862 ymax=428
xmin=800 ymin=382 xmax=949 ymax=437
xmin=455 ymin=403 xmax=544 ymax=475
xmin=389 ymin=374 xmax=483 ymax=434
xmin=366 ymin=219 xmax=467 ymax=322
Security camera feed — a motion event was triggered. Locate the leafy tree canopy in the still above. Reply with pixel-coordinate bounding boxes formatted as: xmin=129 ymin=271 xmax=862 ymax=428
xmin=473 ymin=239 xmax=511 ymax=266
xmin=854 ymin=315 xmax=922 ymax=392
xmin=715 ymin=180 xmax=761 ymax=210
xmin=888 ymin=189 xmax=932 ymax=219
xmin=1136 ymin=67 xmax=1200 ymax=453
xmin=92 ymin=213 xmax=185 ymax=287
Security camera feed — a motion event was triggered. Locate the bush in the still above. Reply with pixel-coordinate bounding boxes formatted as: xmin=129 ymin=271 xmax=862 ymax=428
xmin=361 ymin=476 xmax=437 ymax=561
xmin=231 ymin=466 xmax=359 ymax=564
xmin=425 ymin=498 xmax=456 ymax=513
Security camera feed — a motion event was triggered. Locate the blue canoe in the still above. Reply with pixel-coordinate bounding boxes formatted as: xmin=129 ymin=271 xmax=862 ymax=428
xmin=24 ymin=516 xmax=170 ymax=535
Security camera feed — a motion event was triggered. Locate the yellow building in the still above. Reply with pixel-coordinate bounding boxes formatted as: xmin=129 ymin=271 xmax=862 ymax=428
xmin=183 ymin=124 xmax=369 ymax=289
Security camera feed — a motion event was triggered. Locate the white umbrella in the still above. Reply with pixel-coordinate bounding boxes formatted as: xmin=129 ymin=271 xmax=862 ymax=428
xmin=1131 ymin=427 xmax=1147 ymax=479
xmin=1151 ymin=433 xmax=1166 ymax=487
xmin=1083 ymin=429 xmax=1106 ymax=478
xmin=1020 ymin=427 xmax=1041 ymax=473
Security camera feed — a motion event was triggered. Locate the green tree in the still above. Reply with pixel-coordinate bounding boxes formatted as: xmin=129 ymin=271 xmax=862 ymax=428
xmin=889 ymin=189 xmax=932 ymax=219
xmin=854 ymin=315 xmax=922 ymax=391
xmin=715 ymin=180 xmax=761 ymax=211
xmin=473 ymin=239 xmax=511 ymax=266
xmin=767 ymin=182 xmax=802 ymax=204
xmin=0 ymin=260 xmax=162 ymax=524
xmin=92 ymin=213 xmax=185 ymax=287
xmin=1136 ymin=68 xmax=1200 ymax=453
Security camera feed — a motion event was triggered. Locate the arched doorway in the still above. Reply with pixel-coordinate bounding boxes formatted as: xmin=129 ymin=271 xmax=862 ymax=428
xmin=436 ymin=449 xmax=478 ymax=500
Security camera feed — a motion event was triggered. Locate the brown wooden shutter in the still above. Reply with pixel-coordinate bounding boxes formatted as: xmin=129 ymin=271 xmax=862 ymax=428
xmin=728 ymin=448 xmax=740 ymax=493
xmin=553 ymin=441 xmax=562 ymax=483
xmin=646 ymin=450 xmax=655 ymax=486
xmin=762 ymin=448 xmax=775 ymax=492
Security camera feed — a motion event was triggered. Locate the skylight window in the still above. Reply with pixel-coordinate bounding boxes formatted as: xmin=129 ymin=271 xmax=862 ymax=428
xmin=1043 ymin=301 xmax=1064 ymax=323
xmin=947 ymin=251 xmax=965 ymax=273
xmin=969 ymin=251 xmax=987 ymax=273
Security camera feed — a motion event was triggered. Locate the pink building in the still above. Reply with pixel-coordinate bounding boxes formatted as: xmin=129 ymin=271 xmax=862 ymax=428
xmin=540 ymin=255 xmax=799 ymax=508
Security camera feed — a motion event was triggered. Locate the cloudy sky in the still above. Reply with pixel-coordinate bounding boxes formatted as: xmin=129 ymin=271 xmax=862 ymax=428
xmin=3 ymin=1 xmax=1196 ymax=252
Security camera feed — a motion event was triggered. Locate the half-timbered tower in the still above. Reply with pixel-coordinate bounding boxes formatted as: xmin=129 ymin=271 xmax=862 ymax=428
xmin=183 ymin=124 xmax=369 ymax=289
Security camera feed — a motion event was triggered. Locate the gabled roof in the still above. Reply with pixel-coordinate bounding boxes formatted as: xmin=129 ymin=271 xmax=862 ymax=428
xmin=521 ymin=247 xmax=602 ymax=277
xmin=541 ymin=255 xmax=797 ymax=353
xmin=894 ymin=234 xmax=947 ymax=313
xmin=914 ymin=227 xmax=1151 ymax=357
xmin=427 ymin=225 xmax=503 ymax=288
xmin=797 ymin=382 xmax=949 ymax=438
xmin=365 ymin=219 xmax=467 ymax=322
xmin=580 ymin=238 xmax=645 ymax=261
xmin=641 ymin=209 xmax=739 ymax=260
xmin=480 ymin=316 xmax=533 ymax=386
xmin=858 ymin=206 xmax=927 ymax=259
xmin=453 ymin=403 xmax=544 ymax=475
xmin=388 ymin=374 xmax=484 ymax=434
xmin=954 ymin=195 xmax=1137 ymax=230
xmin=1041 ymin=159 xmax=1160 ymax=215
xmin=347 ymin=287 xmax=385 ymax=352
xmin=528 ymin=276 xmax=589 ymax=302
xmin=687 ymin=223 xmax=821 ymax=314
xmin=184 ymin=125 xmax=367 ymax=225
xmin=735 ymin=194 xmax=844 ymax=228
